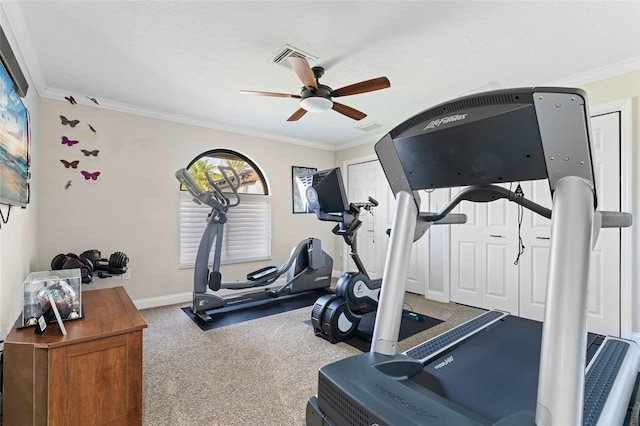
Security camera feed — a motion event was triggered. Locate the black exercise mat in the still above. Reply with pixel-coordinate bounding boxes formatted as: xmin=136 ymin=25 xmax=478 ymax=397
xmin=182 ymin=289 xmax=327 ymax=331
xmin=346 ymin=310 xmax=443 ymax=352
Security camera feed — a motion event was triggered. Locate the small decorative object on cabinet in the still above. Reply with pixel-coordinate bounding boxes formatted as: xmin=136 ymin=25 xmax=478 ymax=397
xmin=21 ymin=268 xmax=83 ymax=328
xmin=3 ymin=286 xmax=147 ymax=425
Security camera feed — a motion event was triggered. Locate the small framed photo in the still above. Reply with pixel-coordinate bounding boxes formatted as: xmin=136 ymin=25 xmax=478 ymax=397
xmin=292 ymin=166 xmax=317 ymax=213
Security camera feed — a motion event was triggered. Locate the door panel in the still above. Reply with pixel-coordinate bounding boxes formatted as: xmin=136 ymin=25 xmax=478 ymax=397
xmin=425 ymin=188 xmax=451 ymax=301
xmin=404 ymin=195 xmax=431 ymax=294
xmin=518 ymin=179 xmax=551 ymax=321
xmin=346 ymin=161 xmax=387 ymax=280
xmin=586 ymin=112 xmax=620 ymax=335
xmin=450 ymin=112 xmax=621 ymax=336
xmin=451 ymin=186 xmax=518 ymax=313
xmin=347 ymin=160 xmax=431 ymax=295
xmin=518 ymin=112 xmax=620 ymax=336
xmin=450 ymin=189 xmax=483 ymax=306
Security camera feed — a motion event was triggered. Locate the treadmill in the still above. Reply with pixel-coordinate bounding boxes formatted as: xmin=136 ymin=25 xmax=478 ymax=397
xmin=306 ymin=87 xmax=640 ymax=425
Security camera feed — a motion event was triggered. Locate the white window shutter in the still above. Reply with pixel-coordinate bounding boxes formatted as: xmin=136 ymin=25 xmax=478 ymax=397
xmin=179 ymin=191 xmax=271 ymax=267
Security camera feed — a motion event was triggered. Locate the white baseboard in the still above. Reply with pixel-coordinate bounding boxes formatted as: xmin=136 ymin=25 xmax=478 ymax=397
xmin=134 ymin=292 xmax=191 ymax=310
xmin=424 ymin=291 xmax=449 ymax=304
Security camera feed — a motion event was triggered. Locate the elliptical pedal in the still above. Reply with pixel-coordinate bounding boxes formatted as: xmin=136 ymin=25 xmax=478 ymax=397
xmin=196 ymin=312 xmax=213 ymax=322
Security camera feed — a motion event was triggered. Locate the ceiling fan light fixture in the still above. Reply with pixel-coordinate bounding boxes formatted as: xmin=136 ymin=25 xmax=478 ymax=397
xmin=300 ymin=96 xmax=333 ymax=112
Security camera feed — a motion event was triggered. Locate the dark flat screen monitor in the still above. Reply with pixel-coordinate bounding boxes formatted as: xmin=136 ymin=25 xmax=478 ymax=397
xmin=298 ymin=168 xmax=349 ymax=214
xmin=0 ymin=59 xmax=29 ymax=207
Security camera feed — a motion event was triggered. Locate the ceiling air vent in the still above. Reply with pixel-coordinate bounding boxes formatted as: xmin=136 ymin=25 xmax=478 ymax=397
xmin=357 ymin=122 xmax=383 ymax=132
xmin=272 ymin=44 xmax=318 ymax=70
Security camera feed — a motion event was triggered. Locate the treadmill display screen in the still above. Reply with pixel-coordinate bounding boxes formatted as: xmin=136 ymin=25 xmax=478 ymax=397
xmin=392 ymin=103 xmax=547 ymax=190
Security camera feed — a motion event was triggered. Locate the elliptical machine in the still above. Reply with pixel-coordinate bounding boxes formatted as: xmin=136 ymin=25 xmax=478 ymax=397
xmin=297 ymin=167 xmax=382 ymax=343
xmin=175 ymin=165 xmax=333 ymax=322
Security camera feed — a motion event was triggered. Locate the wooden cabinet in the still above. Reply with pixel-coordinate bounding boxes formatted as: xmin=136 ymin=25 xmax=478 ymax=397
xmin=3 ymin=286 xmax=147 ymax=425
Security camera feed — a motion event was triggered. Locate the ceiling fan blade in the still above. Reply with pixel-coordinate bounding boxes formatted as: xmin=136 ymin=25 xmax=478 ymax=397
xmin=287 ymin=108 xmax=308 ymax=122
xmin=288 ymin=56 xmax=318 ymax=90
xmin=240 ymin=90 xmax=301 ymax=98
xmin=330 ymin=77 xmax=391 ymax=97
xmin=332 ymin=102 xmax=367 ymax=121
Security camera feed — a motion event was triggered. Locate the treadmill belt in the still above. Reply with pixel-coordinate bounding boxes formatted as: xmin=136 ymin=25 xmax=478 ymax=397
xmin=411 ymin=316 xmax=601 ymax=422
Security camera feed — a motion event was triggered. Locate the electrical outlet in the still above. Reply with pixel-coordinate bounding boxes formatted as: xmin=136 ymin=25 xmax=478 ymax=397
xmin=122 ymin=268 xmax=131 ymax=280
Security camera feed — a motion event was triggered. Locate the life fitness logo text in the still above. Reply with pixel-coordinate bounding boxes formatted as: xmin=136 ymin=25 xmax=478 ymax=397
xmin=424 ymin=113 xmax=468 ymax=130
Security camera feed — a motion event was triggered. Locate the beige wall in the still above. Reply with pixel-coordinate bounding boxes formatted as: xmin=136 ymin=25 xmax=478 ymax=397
xmin=0 ymin=9 xmax=40 ymax=338
xmin=34 ymin=98 xmax=336 ymax=304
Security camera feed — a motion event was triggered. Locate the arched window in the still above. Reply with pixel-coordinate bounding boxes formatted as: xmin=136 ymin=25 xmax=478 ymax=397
xmin=179 ymin=149 xmax=271 ymax=267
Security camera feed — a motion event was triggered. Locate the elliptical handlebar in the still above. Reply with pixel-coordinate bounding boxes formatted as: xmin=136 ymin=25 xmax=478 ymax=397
xmin=204 ymin=172 xmax=230 ymax=206
xmin=176 ymin=165 xmax=246 ymax=212
xmin=176 ymin=168 xmax=205 ymax=200
xmin=175 ymin=168 xmax=227 ymax=212
xmin=216 ymin=166 xmax=241 ymax=208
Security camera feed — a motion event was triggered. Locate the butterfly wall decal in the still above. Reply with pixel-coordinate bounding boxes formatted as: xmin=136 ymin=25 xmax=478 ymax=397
xmin=88 ymin=123 xmax=97 ymax=134
xmin=60 ymin=115 xmax=80 ymax=127
xmin=65 ymin=96 xmax=77 ymax=105
xmin=81 ymin=171 xmax=100 ymax=180
xmin=61 ymin=136 xmax=79 ymax=146
xmin=80 ymin=149 xmax=99 ymax=157
xmin=65 ymin=180 xmax=72 ymax=190
xmin=60 ymin=159 xmax=79 ymax=169
xmin=86 ymin=96 xmax=99 ymax=105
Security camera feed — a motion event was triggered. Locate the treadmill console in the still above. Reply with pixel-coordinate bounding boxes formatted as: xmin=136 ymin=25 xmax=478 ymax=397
xmin=375 ymin=87 xmax=597 ymax=207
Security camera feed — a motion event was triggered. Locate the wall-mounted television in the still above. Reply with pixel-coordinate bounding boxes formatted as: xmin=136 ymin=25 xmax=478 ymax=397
xmin=0 ymin=60 xmax=29 ymax=207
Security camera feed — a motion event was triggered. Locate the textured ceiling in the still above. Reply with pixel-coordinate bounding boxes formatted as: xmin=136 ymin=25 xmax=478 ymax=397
xmin=3 ymin=1 xmax=640 ymax=150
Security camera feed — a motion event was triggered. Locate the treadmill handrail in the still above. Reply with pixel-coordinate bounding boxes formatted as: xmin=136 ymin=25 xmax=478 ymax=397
xmin=425 ymin=184 xmax=551 ymax=222
xmin=422 ymin=184 xmax=631 ymax=229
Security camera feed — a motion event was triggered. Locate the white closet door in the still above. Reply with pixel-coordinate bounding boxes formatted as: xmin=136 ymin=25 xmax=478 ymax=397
xmin=450 ymin=185 xmax=519 ymax=313
xmin=518 ymin=112 xmax=620 ymax=336
xmin=450 ymin=112 xmax=621 ymax=336
xmin=346 ymin=161 xmax=387 ymax=280
xmin=347 ymin=160 xmax=431 ymax=295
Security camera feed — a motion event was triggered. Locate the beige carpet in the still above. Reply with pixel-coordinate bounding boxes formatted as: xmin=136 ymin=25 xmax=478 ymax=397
xmin=140 ymin=293 xmax=639 ymax=426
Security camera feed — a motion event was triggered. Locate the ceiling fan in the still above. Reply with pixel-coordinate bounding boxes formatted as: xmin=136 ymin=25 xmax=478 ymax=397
xmin=241 ymin=56 xmax=390 ymax=121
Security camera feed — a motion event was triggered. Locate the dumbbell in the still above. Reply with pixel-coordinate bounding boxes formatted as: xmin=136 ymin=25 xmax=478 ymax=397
xmin=50 ymin=253 xmax=94 ymax=284
xmin=80 ymin=250 xmax=129 ymax=276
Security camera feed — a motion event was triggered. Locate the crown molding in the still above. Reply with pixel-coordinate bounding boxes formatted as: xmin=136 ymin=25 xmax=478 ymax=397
xmin=42 ymin=86 xmax=338 ymax=151
xmin=546 ymin=56 xmax=640 ymax=87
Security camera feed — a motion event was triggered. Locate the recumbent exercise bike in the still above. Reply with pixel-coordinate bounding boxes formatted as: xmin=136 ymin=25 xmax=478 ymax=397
xmin=297 ymin=167 xmax=384 ymax=342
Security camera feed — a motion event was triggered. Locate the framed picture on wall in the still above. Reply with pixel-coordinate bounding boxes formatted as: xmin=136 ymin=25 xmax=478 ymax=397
xmin=0 ymin=59 xmax=29 ymax=207
xmin=292 ymin=166 xmax=317 ymax=213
